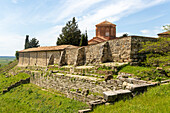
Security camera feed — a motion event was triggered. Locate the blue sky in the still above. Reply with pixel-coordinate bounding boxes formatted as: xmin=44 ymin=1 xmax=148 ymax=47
xmin=0 ymin=0 xmax=170 ymax=56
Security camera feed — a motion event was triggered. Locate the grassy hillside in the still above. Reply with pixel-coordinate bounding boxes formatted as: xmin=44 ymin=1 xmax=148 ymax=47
xmin=0 ymin=73 xmax=30 ymax=94
xmin=0 ymin=84 xmax=89 ymax=113
xmin=92 ymin=84 xmax=170 ymax=113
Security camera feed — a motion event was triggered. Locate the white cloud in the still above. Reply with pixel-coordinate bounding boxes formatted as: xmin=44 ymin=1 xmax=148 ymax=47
xmin=140 ymin=30 xmax=150 ymax=34
xmin=140 ymin=27 xmax=162 ymax=37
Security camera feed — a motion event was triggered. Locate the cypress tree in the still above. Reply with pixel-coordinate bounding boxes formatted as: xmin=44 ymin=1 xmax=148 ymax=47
xmin=24 ymin=35 xmax=29 ymax=49
xmin=79 ymin=34 xmax=85 ymax=46
xmin=85 ymin=30 xmax=88 ymax=46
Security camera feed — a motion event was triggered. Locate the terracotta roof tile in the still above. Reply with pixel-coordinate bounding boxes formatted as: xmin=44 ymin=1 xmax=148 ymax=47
xmin=158 ymin=31 xmax=170 ymax=35
xmin=19 ymin=45 xmax=78 ymax=53
xmin=96 ymin=20 xmax=116 ymax=26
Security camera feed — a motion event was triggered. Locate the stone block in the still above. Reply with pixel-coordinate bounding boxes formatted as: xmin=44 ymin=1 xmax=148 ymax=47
xmin=115 ymin=89 xmax=132 ymax=100
xmin=103 ymin=91 xmax=117 ymax=102
xmin=78 ymin=109 xmax=92 ymax=113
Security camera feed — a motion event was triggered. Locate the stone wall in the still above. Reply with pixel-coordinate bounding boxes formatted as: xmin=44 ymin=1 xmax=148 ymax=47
xmin=30 ymin=71 xmax=124 ymax=102
xmin=130 ymin=36 xmax=157 ymax=64
xmin=108 ymin=37 xmax=131 ymax=62
xmin=18 ymin=36 xmax=157 ymax=67
xmin=65 ymin=48 xmax=77 ymax=65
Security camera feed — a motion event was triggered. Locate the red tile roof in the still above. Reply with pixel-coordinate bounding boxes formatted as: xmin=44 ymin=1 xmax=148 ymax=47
xmin=96 ymin=20 xmax=116 ymax=26
xmin=158 ymin=31 xmax=170 ymax=35
xmin=88 ymin=37 xmax=109 ymax=45
xmin=19 ymin=45 xmax=78 ymax=53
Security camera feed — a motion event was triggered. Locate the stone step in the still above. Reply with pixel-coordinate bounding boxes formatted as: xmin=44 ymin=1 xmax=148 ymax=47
xmin=103 ymin=89 xmax=132 ymax=102
xmin=78 ymin=109 xmax=92 ymax=113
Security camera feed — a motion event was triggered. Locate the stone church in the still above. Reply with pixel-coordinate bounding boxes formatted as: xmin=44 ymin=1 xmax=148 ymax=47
xmin=18 ymin=21 xmax=157 ymax=67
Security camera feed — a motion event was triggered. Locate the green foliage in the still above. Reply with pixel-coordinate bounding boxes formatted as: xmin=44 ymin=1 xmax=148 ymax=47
xmin=92 ymin=84 xmax=170 ymax=113
xmin=0 ymin=84 xmax=88 ymax=112
xmin=15 ymin=51 xmax=19 ymax=60
xmin=119 ymin=65 xmax=152 ymax=75
xmin=97 ymin=65 xmax=112 ymax=71
xmin=140 ymin=36 xmax=170 ymax=67
xmin=119 ymin=65 xmax=169 ymax=81
xmin=119 ymin=33 xmax=128 ymax=38
xmin=163 ymin=24 xmax=170 ymax=31
xmin=80 ymin=33 xmax=88 ymax=46
xmin=29 ymin=38 xmax=40 ymax=48
xmin=24 ymin=35 xmax=30 ymax=49
xmin=0 ymin=60 xmax=18 ymax=74
xmin=0 ymin=73 xmax=30 ymax=94
xmin=56 ymin=17 xmax=81 ymax=46
xmin=24 ymin=35 xmax=40 ymax=49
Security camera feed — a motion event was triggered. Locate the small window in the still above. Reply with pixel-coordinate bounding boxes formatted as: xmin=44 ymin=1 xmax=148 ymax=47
xmin=105 ymin=32 xmax=109 ymax=36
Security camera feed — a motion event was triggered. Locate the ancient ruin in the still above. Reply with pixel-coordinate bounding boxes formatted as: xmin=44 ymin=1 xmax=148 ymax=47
xmin=16 ymin=21 xmax=163 ymax=110
xmin=18 ymin=21 xmax=157 ymax=67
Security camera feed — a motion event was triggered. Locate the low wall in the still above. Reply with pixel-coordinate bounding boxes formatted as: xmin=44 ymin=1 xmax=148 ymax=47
xmin=30 ymin=71 xmax=124 ymax=102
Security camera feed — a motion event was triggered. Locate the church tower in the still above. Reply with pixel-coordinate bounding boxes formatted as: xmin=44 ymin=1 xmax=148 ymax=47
xmin=88 ymin=20 xmax=116 ymax=45
xmin=96 ymin=20 xmax=116 ymax=39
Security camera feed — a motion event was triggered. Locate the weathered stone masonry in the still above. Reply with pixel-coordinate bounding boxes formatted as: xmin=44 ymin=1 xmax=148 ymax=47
xmin=18 ymin=36 xmax=157 ymax=67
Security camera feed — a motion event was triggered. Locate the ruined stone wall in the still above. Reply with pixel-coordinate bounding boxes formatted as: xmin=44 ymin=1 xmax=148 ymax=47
xmin=65 ymin=48 xmax=77 ymax=65
xmin=85 ymin=37 xmax=131 ymax=64
xmin=46 ymin=51 xmax=61 ymax=65
xmin=85 ymin=42 xmax=106 ymax=64
xmin=108 ymin=37 xmax=131 ymax=62
xmin=18 ymin=36 xmax=157 ymax=67
xmin=130 ymin=36 xmax=157 ymax=63
xmin=30 ymin=71 xmax=123 ymax=101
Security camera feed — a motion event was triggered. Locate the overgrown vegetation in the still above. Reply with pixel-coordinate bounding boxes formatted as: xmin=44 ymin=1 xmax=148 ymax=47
xmin=92 ymin=83 xmax=170 ymax=113
xmin=139 ymin=25 xmax=170 ymax=67
xmin=119 ymin=65 xmax=169 ymax=81
xmin=0 ymin=84 xmax=88 ymax=113
xmin=0 ymin=73 xmax=30 ymax=94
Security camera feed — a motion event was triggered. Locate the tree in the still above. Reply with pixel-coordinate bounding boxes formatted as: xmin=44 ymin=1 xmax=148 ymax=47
xmin=29 ymin=38 xmax=40 ymax=48
xmin=56 ymin=17 xmax=81 ymax=46
xmin=163 ymin=25 xmax=170 ymax=31
xmin=140 ymin=25 xmax=170 ymax=67
xmin=24 ymin=35 xmax=30 ymax=49
xmin=15 ymin=51 xmax=19 ymax=60
xmin=85 ymin=30 xmax=88 ymax=46
xmin=79 ymin=31 xmax=88 ymax=46
xmin=79 ymin=34 xmax=85 ymax=46
xmin=119 ymin=33 xmax=128 ymax=38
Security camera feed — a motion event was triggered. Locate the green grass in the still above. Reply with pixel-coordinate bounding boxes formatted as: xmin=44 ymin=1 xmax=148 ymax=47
xmin=0 ymin=57 xmax=15 ymax=66
xmin=119 ymin=65 xmax=153 ymax=75
xmin=0 ymin=84 xmax=89 ymax=113
xmin=0 ymin=73 xmax=30 ymax=94
xmin=92 ymin=84 xmax=170 ymax=113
